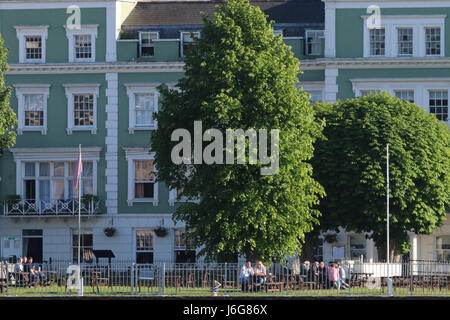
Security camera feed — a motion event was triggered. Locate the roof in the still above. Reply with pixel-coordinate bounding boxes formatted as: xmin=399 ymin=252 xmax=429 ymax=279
xmin=122 ymin=0 xmax=325 ymax=27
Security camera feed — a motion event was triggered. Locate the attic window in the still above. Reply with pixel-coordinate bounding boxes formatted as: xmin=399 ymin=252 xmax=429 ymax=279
xmin=140 ymin=32 xmax=159 ymax=57
xmin=180 ymin=31 xmax=200 ymax=57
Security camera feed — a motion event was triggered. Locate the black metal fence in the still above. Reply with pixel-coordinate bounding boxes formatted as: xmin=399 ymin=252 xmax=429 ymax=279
xmin=1 ymin=260 xmax=449 ymax=296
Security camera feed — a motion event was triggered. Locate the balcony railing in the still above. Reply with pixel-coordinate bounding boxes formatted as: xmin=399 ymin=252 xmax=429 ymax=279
xmin=3 ymin=198 xmax=99 ymax=216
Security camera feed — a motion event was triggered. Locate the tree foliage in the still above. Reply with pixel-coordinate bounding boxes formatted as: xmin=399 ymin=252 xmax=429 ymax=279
xmin=312 ymin=93 xmax=450 ymax=260
xmin=0 ymin=34 xmax=16 ymax=152
xmin=151 ymin=0 xmax=324 ymax=261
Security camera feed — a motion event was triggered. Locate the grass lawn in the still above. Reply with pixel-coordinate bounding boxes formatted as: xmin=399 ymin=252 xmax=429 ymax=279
xmin=1 ymin=284 xmax=449 ymax=297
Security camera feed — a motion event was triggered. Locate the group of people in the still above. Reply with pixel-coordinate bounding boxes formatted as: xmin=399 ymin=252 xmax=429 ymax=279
xmin=240 ymin=261 xmax=267 ymax=292
xmin=299 ymin=260 xmax=349 ymax=290
xmin=13 ymin=256 xmax=46 ymax=285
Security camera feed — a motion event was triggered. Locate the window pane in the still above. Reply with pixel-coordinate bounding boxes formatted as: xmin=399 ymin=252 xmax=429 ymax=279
xmin=82 ymin=179 xmax=93 ymax=195
xmin=24 ymin=94 xmax=44 ymax=127
xmin=307 ymin=30 xmax=324 ymax=55
xmin=426 ymin=28 xmax=441 ymax=56
xmin=73 ymin=94 xmax=94 ymax=127
xmin=75 ymin=35 xmax=92 ymax=59
xmin=135 ymin=160 xmax=155 ymax=181
xmin=136 ymin=230 xmax=154 ymax=250
xmin=397 ymin=28 xmax=413 ymax=56
xmin=54 ymin=162 xmax=64 ymax=176
xmin=39 ymin=180 xmax=50 ymax=202
xmin=24 ymin=180 xmax=36 ymax=200
xmin=135 ymin=93 xmax=154 ymax=126
xmin=429 ymin=90 xmax=448 ymax=121
xmin=135 ymin=183 xmax=154 ymax=198
xmin=25 ymin=36 xmax=42 ymax=60
xmin=53 ymin=180 xmax=64 ymax=200
xmin=370 ymin=28 xmax=385 ymax=56
xmin=25 ymin=163 xmax=35 ymax=177
xmin=39 ymin=162 xmax=49 ymax=177
xmin=82 ymin=161 xmax=93 ymax=177
xmin=395 ymin=90 xmax=414 ymax=103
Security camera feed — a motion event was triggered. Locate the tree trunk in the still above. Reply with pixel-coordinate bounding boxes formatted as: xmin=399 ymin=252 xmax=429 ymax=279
xmin=299 ymin=231 xmax=319 ymax=262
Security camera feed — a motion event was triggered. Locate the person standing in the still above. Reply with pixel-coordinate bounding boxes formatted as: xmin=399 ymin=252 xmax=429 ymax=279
xmin=327 ymin=262 xmax=340 ymax=290
xmin=240 ymin=261 xmax=254 ymax=292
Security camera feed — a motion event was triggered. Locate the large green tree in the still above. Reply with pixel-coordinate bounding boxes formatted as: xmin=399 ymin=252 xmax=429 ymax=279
xmin=152 ymin=0 xmax=324 ymax=261
xmin=0 ymin=34 xmax=16 ymax=152
xmin=312 ymin=93 xmax=450 ymax=261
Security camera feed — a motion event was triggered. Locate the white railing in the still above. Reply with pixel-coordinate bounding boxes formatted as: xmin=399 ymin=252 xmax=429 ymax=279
xmin=3 ymin=199 xmax=99 ymax=216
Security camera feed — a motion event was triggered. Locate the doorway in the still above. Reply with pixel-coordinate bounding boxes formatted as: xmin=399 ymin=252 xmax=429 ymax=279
xmin=22 ymin=229 xmax=43 ymax=263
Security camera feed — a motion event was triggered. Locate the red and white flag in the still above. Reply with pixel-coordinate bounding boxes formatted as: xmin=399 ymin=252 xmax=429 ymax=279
xmin=73 ymin=146 xmax=82 ymax=190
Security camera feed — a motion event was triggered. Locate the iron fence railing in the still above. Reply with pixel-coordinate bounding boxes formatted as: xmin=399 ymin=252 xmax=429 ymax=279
xmin=0 ymin=260 xmax=449 ymax=296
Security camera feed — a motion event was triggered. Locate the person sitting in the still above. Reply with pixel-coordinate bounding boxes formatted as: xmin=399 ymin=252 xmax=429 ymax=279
xmin=13 ymin=257 xmax=28 ymax=286
xmin=28 ymin=257 xmax=46 ymax=283
xmin=253 ymin=261 xmax=266 ymax=291
xmin=240 ymin=261 xmax=254 ymax=292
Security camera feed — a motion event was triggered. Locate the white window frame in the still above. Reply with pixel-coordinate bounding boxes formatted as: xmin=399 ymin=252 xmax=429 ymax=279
xmin=351 ymin=78 xmax=450 ymax=125
xmin=63 ymin=84 xmax=100 ymax=135
xmin=426 ymin=88 xmax=449 ymax=123
xmin=180 ymin=31 xmax=200 ymax=57
xmin=424 ymin=26 xmax=443 ymax=57
xmin=64 ymin=24 xmax=98 ymax=63
xmin=124 ymin=83 xmax=159 ymax=134
xmin=305 ymin=30 xmax=324 ymax=56
xmin=362 ymin=15 xmax=446 ymax=58
xmin=13 ymin=84 xmax=50 ymax=135
xmin=11 ymin=147 xmax=100 ymax=199
xmin=15 ymin=25 xmax=48 ymax=63
xmin=139 ymin=31 xmax=159 ymax=57
xmin=395 ymin=26 xmax=416 ymax=57
xmin=134 ymin=228 xmax=155 ymax=263
xmin=125 ymin=148 xmax=159 ymax=206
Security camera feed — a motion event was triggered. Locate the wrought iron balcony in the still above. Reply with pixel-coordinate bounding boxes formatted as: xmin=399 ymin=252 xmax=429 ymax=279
xmin=3 ymin=198 xmax=99 ymax=216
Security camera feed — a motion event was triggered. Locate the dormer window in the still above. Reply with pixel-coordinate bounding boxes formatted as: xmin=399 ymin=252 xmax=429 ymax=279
xmin=180 ymin=31 xmax=200 ymax=57
xmin=306 ymin=30 xmax=324 ymax=55
xmin=139 ymin=32 xmax=159 ymax=57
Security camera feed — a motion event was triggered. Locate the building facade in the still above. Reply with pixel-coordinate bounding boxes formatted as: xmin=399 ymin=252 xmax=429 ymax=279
xmin=0 ymin=0 xmax=448 ymax=264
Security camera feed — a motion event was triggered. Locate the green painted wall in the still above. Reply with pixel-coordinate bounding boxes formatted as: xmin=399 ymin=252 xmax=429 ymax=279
xmin=284 ymin=38 xmax=304 ymax=60
xmin=117 ymin=40 xmax=139 ymax=61
xmin=299 ymin=69 xmax=325 ymax=82
xmin=1 ymin=73 xmax=108 ymax=212
xmin=117 ymin=72 xmax=184 ymax=214
xmin=335 ymin=8 xmax=450 ymax=58
xmin=337 ymin=68 xmax=450 ymax=100
xmin=0 ymin=8 xmax=107 ymax=63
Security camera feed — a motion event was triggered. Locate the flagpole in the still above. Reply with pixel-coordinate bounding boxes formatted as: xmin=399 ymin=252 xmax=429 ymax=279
xmin=387 ymin=144 xmax=392 ymax=296
xmin=78 ymin=144 xmax=82 ymax=296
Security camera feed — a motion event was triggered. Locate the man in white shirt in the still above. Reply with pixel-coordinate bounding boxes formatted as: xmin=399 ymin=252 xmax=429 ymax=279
xmin=240 ymin=261 xmax=254 ymax=292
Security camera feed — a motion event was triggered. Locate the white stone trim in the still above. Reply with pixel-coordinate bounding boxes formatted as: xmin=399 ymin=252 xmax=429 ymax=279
xmin=124 ymin=83 xmax=159 ymax=133
xmin=14 ymin=25 xmax=49 ymax=63
xmin=324 ymin=68 xmax=338 ymax=102
xmin=106 ymin=2 xmax=117 ymax=62
xmin=324 ymin=5 xmax=336 ymax=58
xmin=63 ymin=83 xmax=100 ymax=135
xmin=124 ymin=148 xmax=159 ymax=207
xmin=13 ymin=84 xmax=50 ymax=135
xmin=64 ymin=24 xmax=99 ymax=63
xmin=105 ymin=72 xmax=119 ymax=214
xmin=362 ymin=15 xmax=445 ymax=58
